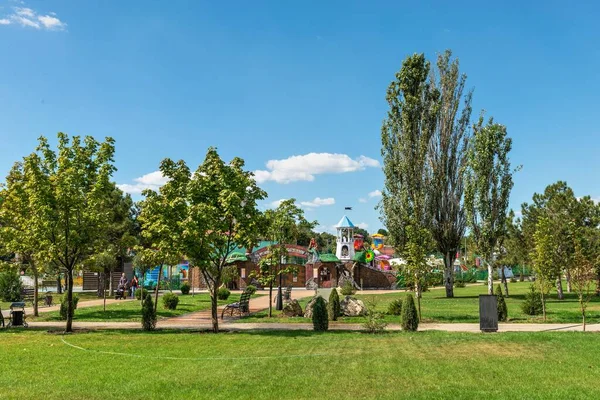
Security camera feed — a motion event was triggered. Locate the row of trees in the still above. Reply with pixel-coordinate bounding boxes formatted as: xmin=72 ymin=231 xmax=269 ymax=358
xmin=502 ymin=182 xmax=600 ymax=328
xmin=380 ymin=49 xmax=514 ymax=306
xmin=0 ymin=135 xmax=326 ymax=333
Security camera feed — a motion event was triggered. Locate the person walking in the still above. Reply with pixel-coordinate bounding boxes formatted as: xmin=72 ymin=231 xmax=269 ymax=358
xmin=131 ymin=274 xmax=139 ymax=299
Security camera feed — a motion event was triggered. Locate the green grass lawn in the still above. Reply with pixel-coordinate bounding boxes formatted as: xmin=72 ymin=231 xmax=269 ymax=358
xmin=1 ymin=329 xmax=599 ymax=399
xmin=31 ymin=293 xmax=253 ymax=322
xmin=238 ymin=282 xmax=600 ymax=324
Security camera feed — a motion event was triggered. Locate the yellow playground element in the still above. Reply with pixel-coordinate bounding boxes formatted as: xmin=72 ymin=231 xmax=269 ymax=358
xmin=371 ymin=233 xmax=384 ymax=251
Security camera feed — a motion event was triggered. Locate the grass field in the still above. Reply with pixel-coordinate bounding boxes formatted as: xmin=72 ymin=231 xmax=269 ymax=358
xmin=0 ymin=329 xmax=599 ymax=399
xmin=31 ymin=293 xmax=250 ymax=322
xmin=0 ymin=291 xmax=99 ymax=311
xmin=238 ymin=282 xmax=600 ymax=324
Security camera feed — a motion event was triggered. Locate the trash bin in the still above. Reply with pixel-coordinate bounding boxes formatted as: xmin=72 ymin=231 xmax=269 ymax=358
xmin=479 ymin=295 xmax=498 ymax=332
xmin=9 ymin=302 xmax=27 ymax=328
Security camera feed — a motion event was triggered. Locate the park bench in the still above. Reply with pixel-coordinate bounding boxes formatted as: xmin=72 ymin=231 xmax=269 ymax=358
xmin=21 ymin=288 xmax=35 ymax=306
xmin=41 ymin=280 xmax=56 ymax=291
xmin=221 ymin=291 xmax=252 ymax=319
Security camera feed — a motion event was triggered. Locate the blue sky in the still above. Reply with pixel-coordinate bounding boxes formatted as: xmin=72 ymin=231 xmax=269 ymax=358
xmin=1 ymin=0 xmax=599 ymax=234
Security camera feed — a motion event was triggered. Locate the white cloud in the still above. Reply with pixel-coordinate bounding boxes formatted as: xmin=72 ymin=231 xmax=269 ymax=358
xmin=254 ymin=153 xmax=380 ymax=184
xmin=358 ymin=198 xmax=367 ymax=203
xmin=1 ymin=4 xmax=66 ymax=30
xmin=357 ymin=222 xmax=369 ymax=229
xmin=299 ymin=197 xmax=335 ymax=208
xmin=38 ymin=14 xmax=66 ymax=30
xmin=368 ymin=190 xmax=382 ymax=198
xmin=117 ymin=171 xmax=168 ymax=195
xmin=268 ymin=198 xmax=287 ymax=208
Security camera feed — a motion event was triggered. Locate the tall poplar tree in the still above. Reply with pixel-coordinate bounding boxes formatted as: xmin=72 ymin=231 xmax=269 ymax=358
xmin=464 ymin=117 xmax=514 ymax=295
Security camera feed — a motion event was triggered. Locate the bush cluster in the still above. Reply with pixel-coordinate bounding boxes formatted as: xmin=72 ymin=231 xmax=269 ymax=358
xmin=327 ymin=288 xmax=341 ymax=321
xmin=387 ymin=298 xmax=403 ymax=315
xmin=245 ymin=285 xmax=257 ymax=295
xmin=401 ymin=294 xmax=419 ymax=332
xmin=162 ymin=292 xmax=179 ymax=310
xmin=59 ymin=293 xmax=80 ymax=321
xmin=312 ymin=296 xmax=328 ymax=331
xmin=340 ymin=280 xmax=356 ymax=296
xmin=142 ymin=294 xmax=156 ymax=331
xmin=0 ymin=271 xmax=23 ymax=302
xmin=454 ymin=281 xmax=466 ymax=288
xmin=180 ymin=282 xmax=191 ymax=295
xmin=521 ymin=285 xmax=543 ymax=316
xmin=135 ymin=288 xmax=149 ymax=300
xmin=217 ymin=287 xmax=231 ymax=300
xmin=496 ymin=284 xmax=508 ymax=322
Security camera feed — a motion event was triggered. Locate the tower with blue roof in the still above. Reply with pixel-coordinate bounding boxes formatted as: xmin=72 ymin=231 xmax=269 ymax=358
xmin=335 ymin=215 xmax=355 ymax=261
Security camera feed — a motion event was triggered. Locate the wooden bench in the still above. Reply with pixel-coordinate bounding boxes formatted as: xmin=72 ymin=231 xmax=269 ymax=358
xmin=221 ymin=291 xmax=251 ymax=319
xmin=21 ymin=288 xmax=35 ymax=306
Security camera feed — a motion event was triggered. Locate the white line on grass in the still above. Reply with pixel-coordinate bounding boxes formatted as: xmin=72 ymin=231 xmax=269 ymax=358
xmin=60 ymin=336 xmax=334 ymax=361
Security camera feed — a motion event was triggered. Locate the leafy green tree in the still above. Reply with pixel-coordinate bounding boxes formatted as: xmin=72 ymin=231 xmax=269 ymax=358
xmin=522 ymin=182 xmax=578 ymax=299
xmin=176 ymin=148 xmax=265 ymax=333
xmin=532 ymin=216 xmax=556 ymax=320
xmin=137 ymin=159 xmax=188 ymax=312
xmin=255 ymin=199 xmax=309 ymax=316
xmin=464 ymin=117 xmax=514 ymax=295
xmin=15 ymin=134 xmax=116 ymax=332
xmin=380 ymin=53 xmax=438 ymax=318
xmin=497 ymin=210 xmax=528 ymax=288
xmin=376 ymin=229 xmax=388 ymax=236
xmin=0 ymin=162 xmax=42 ymax=315
xmin=428 ymin=50 xmax=473 ymax=299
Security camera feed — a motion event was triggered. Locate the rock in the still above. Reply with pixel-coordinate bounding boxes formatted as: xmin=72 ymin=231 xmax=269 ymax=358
xmin=282 ymin=299 xmax=303 ymax=317
xmin=340 ymin=296 xmax=367 ymax=317
xmin=304 ymin=296 xmax=327 ymax=319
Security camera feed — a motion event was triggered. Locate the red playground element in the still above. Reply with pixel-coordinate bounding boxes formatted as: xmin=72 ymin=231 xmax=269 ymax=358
xmin=353 ymin=234 xmax=364 ymax=251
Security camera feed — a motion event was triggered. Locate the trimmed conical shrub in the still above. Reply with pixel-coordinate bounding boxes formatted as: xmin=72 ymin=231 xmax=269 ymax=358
xmin=312 ymin=296 xmax=329 ymax=331
xmin=401 ymin=294 xmax=419 ymax=332
xmin=142 ymin=294 xmax=157 ymax=331
xmin=496 ymin=284 xmax=508 ymax=322
xmin=328 ymin=289 xmax=341 ymax=321
xmin=521 ymin=285 xmax=543 ymax=315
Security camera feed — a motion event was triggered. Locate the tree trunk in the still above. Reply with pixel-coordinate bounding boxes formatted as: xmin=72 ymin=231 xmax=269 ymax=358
xmin=556 ymin=277 xmax=564 ymax=300
xmin=268 ymin=282 xmax=273 ymax=318
xmin=56 ymin=273 xmax=62 ymax=294
xmin=103 ymin=272 xmax=107 ymax=312
xmin=443 ymin=252 xmax=454 ymax=298
xmin=565 ymin=269 xmax=572 ymax=293
xmin=501 ymin=266 xmax=509 ymax=297
xmin=415 ymin=281 xmax=422 ymax=321
xmin=109 ymin=271 xmax=114 ymax=297
xmin=582 ymin=307 xmax=586 ymax=332
xmin=487 ymin=262 xmax=493 ymax=295
xmin=66 ymin=269 xmax=74 ymax=333
xmin=32 ymin=266 xmax=39 ymax=317
xmin=210 ymin=284 xmax=219 ymax=333
xmin=541 ymin=287 xmax=546 ymax=322
xmin=519 ymin=266 xmax=524 ymax=282
xmin=154 ymin=264 xmax=163 ymax=313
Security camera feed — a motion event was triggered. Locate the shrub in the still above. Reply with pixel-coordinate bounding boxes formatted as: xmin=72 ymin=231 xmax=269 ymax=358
xmin=340 ymin=280 xmax=356 ymax=296
xmin=142 ymin=294 xmax=156 ymax=331
xmin=135 ymin=288 xmax=149 ymax=300
xmin=245 ymin=285 xmax=257 ymax=295
xmin=387 ymin=298 xmax=403 ymax=315
xmin=217 ymin=287 xmax=231 ymax=300
xmin=162 ymin=292 xmax=179 ymax=310
xmin=496 ymin=284 xmax=508 ymax=322
xmin=454 ymin=281 xmax=466 ymax=288
xmin=312 ymin=296 xmax=328 ymax=331
xmin=363 ymin=297 xmax=388 ymax=333
xmin=0 ymin=271 xmax=23 ymax=302
xmin=328 ymin=288 xmax=341 ymax=321
xmin=521 ymin=285 xmax=543 ymax=316
xmin=180 ymin=282 xmax=191 ymax=295
xmin=401 ymin=294 xmax=419 ymax=332
xmin=426 ymin=271 xmax=444 ymax=287
xmin=59 ymin=293 xmax=80 ymax=321
xmin=509 ymin=277 xmax=517 ymax=283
